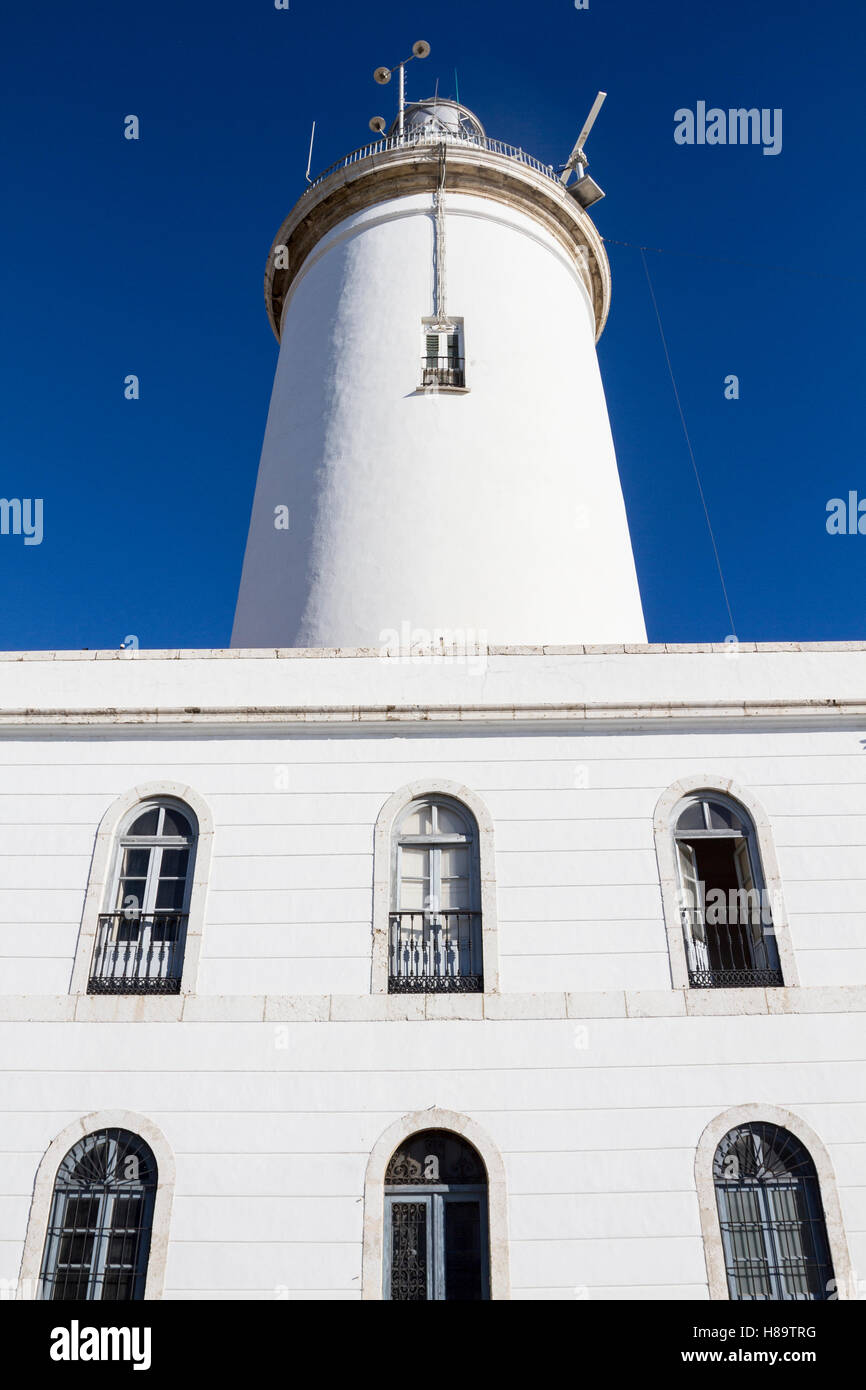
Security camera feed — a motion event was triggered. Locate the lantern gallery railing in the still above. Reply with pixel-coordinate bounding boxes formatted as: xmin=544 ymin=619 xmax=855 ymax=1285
xmin=303 ymin=130 xmax=559 ymax=197
xmin=88 ymin=912 xmax=189 ymax=994
xmin=420 ymin=356 xmax=465 ymax=388
xmin=388 ymin=910 xmax=483 ymax=992
xmin=681 ymin=906 xmax=783 ymax=989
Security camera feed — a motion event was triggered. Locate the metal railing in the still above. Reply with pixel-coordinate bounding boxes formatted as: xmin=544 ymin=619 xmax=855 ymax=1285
xmin=388 ymin=909 xmax=483 ymax=992
xmin=88 ymin=912 xmax=188 ymax=994
xmin=682 ymin=907 xmax=783 ymax=989
xmin=303 ymin=129 xmax=558 ymax=198
xmin=421 ymin=356 xmax=465 ymax=389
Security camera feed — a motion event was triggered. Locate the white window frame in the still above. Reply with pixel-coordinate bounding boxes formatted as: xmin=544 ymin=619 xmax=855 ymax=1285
xmin=90 ymin=800 xmax=197 ymax=992
xmin=420 ymin=316 xmax=468 ymax=391
xmin=371 ymin=780 xmax=498 ymax=994
xmin=69 ymin=782 xmax=214 ymax=999
xmin=393 ymin=796 xmax=480 ymax=910
xmin=654 ymin=774 xmax=798 ymax=992
xmin=673 ymin=791 xmax=781 ymax=985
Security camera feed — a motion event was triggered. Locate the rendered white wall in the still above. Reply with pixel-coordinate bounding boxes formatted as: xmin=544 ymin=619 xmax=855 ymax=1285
xmin=2 ymin=648 xmax=865 ymax=1300
xmin=0 ymin=1014 xmax=864 ymax=1299
xmin=232 ymin=191 xmax=646 ymax=648
xmin=6 ymin=722 xmax=866 ymax=994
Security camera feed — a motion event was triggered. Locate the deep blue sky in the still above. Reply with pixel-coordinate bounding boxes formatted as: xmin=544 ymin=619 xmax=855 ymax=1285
xmin=2 ymin=0 xmax=864 ymax=649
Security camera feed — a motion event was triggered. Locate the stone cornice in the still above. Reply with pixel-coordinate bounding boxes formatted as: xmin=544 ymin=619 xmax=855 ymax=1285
xmin=1 ymin=699 xmax=865 ymax=731
xmin=264 ymin=141 xmax=611 ymax=342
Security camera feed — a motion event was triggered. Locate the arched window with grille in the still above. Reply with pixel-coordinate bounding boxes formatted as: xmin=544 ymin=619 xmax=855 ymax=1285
xmin=674 ymin=792 xmax=782 ymax=988
xmin=384 ymin=1129 xmax=489 ymax=1300
xmin=38 ymin=1129 xmax=157 ymax=1301
xmin=389 ymin=795 xmax=482 ymax=992
xmin=713 ymin=1123 xmax=835 ymax=1300
xmin=89 ymin=800 xmax=197 ymax=994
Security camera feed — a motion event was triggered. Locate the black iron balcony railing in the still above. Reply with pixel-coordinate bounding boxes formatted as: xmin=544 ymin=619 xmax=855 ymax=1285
xmin=421 ymin=357 xmax=465 ymax=389
xmin=388 ymin=909 xmax=482 ymax=993
xmin=88 ymin=912 xmax=188 ymax=994
xmin=682 ymin=908 xmax=783 ymax=989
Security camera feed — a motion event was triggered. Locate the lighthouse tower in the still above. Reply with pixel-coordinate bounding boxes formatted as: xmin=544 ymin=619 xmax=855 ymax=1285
xmin=232 ymin=88 xmax=646 ymax=649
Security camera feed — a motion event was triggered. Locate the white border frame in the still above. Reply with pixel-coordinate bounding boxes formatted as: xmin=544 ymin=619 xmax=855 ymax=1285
xmin=654 ymin=774 xmax=798 ymax=991
xmin=17 ymin=1109 xmax=176 ymax=1301
xmin=69 ymin=781 xmax=214 ymax=996
xmin=361 ymin=1107 xmax=510 ymax=1300
xmin=371 ymin=779 xmax=499 ymax=994
xmin=695 ymin=1103 xmax=854 ymax=1301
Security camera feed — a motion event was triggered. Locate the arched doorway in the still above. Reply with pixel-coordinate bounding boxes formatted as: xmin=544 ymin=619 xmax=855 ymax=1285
xmin=384 ymin=1129 xmax=489 ymax=1300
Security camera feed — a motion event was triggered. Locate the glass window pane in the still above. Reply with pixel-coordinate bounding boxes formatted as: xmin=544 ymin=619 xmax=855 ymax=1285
xmin=158 ymin=848 xmax=189 ymax=879
xmin=114 ymin=880 xmax=146 ymax=915
xmin=707 ymin=800 xmax=743 ymax=831
xmin=436 ymin=804 xmax=466 ymax=835
xmin=676 ymin=802 xmax=705 ymax=831
xmin=160 ymin=807 xmax=191 ymax=837
xmin=154 ymin=878 xmax=186 ymax=911
xmin=439 ymin=845 xmax=469 ymax=880
xmin=401 ymin=803 xmax=433 ymax=836
xmin=399 ymin=847 xmax=430 ymax=909
xmin=120 ymin=848 xmax=151 ymax=878
xmin=444 ymin=1200 xmax=483 ymax=1300
xmin=127 ymin=809 xmax=159 ymax=836
xmin=440 ymin=880 xmax=471 ymax=910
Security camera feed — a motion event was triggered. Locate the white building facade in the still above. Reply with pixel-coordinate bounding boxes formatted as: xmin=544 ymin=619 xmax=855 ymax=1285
xmin=1 ymin=646 xmax=865 ymax=1301
xmin=2 ymin=98 xmax=864 ymax=1304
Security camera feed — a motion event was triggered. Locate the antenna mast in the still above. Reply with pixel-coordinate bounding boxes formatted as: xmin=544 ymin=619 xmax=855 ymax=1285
xmin=305 ymin=121 xmax=316 ymax=184
xmin=560 ymin=91 xmax=608 ymax=208
xmin=560 ymin=91 xmax=606 ymax=184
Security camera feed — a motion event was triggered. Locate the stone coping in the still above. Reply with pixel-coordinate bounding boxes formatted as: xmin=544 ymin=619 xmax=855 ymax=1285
xmin=1 ymin=986 xmax=864 ymax=1023
xmin=3 ymin=642 xmax=866 ymax=661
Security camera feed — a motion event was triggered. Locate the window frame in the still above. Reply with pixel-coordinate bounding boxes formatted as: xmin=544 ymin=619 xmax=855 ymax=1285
xmin=695 ymin=1104 xmax=853 ymax=1301
xmin=17 ymin=1110 xmax=175 ymax=1302
xmin=420 ymin=316 xmax=467 ymax=391
xmin=69 ymin=782 xmax=214 ymax=1000
xmin=88 ymin=798 xmax=198 ymax=994
xmin=38 ymin=1128 xmax=157 ymax=1302
xmin=392 ymin=796 xmax=480 ymax=912
xmin=372 ymin=780 xmax=497 ymax=996
xmin=653 ymin=775 xmax=798 ymax=993
xmin=110 ymin=801 xmax=196 ymax=921
xmin=673 ymin=791 xmax=782 ymax=988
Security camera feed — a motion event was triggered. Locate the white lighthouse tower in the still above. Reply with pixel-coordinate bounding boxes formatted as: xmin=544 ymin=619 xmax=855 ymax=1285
xmin=232 ymin=61 xmax=646 ymax=649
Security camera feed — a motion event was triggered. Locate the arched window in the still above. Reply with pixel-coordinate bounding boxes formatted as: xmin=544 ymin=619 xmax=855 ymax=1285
xmin=384 ymin=1130 xmax=489 ymax=1300
xmin=89 ymin=800 xmax=197 ymax=994
xmin=39 ymin=1129 xmax=157 ymax=1301
xmin=713 ymin=1123 xmax=835 ymax=1300
xmin=674 ymin=792 xmax=782 ymax=988
xmin=389 ymin=796 xmax=482 ymax=992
